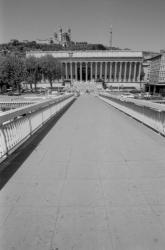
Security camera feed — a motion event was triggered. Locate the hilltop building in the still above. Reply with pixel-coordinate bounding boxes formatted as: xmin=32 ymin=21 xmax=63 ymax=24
xmin=35 ymin=28 xmax=108 ymax=50
xmin=54 ymin=28 xmax=73 ymax=47
xmin=36 ymin=38 xmax=53 ymax=44
xmin=36 ymin=28 xmax=74 ymax=47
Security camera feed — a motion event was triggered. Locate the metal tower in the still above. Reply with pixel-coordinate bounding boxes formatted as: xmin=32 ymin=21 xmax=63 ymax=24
xmin=110 ymin=25 xmax=112 ymax=49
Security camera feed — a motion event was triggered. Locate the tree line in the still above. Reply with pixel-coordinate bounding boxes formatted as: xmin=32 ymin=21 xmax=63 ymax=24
xmin=0 ymin=39 xmax=108 ymax=55
xmin=0 ymin=39 xmax=131 ymax=55
xmin=0 ymin=54 xmax=63 ymax=93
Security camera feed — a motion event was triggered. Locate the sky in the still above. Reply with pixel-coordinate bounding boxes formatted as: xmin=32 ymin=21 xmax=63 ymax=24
xmin=0 ymin=0 xmax=165 ymax=51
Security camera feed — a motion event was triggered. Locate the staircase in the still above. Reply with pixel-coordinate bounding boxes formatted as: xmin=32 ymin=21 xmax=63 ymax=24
xmin=72 ymin=81 xmax=99 ymax=94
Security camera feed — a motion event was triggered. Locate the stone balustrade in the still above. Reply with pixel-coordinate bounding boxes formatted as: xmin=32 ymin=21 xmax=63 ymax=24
xmin=99 ymin=92 xmax=165 ymax=136
xmin=0 ymin=93 xmax=75 ymax=163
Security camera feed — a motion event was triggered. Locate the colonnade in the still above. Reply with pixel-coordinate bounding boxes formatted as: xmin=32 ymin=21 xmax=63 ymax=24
xmin=62 ymin=61 xmax=142 ymax=82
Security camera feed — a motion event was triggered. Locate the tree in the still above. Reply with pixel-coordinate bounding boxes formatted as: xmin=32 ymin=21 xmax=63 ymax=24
xmin=39 ymin=55 xmax=62 ymax=88
xmin=25 ymin=56 xmax=41 ymax=90
xmin=0 ymin=54 xmax=27 ymax=92
xmin=0 ymin=55 xmax=8 ymax=91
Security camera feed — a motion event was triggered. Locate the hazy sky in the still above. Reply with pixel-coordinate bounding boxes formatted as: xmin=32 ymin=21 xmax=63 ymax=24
xmin=0 ymin=0 xmax=165 ymax=51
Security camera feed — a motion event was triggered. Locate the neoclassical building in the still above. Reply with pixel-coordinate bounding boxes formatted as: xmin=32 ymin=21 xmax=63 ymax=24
xmin=26 ymin=50 xmax=143 ymax=89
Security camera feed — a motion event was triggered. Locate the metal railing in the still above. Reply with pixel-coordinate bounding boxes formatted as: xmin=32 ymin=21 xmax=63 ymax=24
xmin=0 ymin=93 xmax=75 ymax=163
xmin=0 ymin=100 xmax=36 ymax=111
xmin=99 ymin=92 xmax=165 ymax=136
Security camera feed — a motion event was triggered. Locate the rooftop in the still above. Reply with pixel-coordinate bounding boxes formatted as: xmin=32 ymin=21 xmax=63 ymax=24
xmin=27 ymin=50 xmax=143 ymax=58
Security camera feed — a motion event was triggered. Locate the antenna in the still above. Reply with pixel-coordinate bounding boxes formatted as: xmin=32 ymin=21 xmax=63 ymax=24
xmin=110 ymin=25 xmax=112 ymax=49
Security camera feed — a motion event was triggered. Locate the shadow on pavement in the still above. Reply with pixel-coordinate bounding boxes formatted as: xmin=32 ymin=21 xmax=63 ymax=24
xmin=0 ymin=99 xmax=76 ymax=190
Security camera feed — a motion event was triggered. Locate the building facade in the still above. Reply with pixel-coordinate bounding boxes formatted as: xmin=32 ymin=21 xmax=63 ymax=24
xmin=143 ymin=60 xmax=151 ymax=83
xmin=53 ymin=28 xmax=73 ymax=47
xmin=148 ymin=52 xmax=165 ymax=94
xmin=36 ymin=38 xmax=53 ymax=44
xmin=27 ymin=50 xmax=143 ymax=89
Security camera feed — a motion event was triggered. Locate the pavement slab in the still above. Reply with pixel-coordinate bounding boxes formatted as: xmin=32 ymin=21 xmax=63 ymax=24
xmin=0 ymin=95 xmax=165 ymax=250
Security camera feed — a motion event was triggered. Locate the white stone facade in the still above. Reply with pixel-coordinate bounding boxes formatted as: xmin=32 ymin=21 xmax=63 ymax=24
xmin=26 ymin=50 xmax=143 ymax=87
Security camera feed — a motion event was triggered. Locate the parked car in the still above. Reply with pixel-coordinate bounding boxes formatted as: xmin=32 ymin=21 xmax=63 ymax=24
xmin=120 ymin=93 xmax=134 ymax=100
xmin=143 ymin=92 xmax=151 ymax=98
xmin=7 ymin=91 xmax=21 ymax=96
xmin=22 ymin=89 xmax=33 ymax=94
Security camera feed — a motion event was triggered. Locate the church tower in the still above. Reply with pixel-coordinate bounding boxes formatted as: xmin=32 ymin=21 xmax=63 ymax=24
xmin=58 ymin=27 xmax=63 ymax=43
xmin=68 ymin=28 xmax=71 ymax=41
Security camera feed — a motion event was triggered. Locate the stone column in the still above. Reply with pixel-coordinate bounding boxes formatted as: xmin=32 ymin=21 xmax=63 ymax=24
xmin=60 ymin=63 xmax=63 ymax=80
xmin=66 ymin=62 xmax=68 ymax=80
xmin=94 ymin=62 xmax=95 ymax=80
xmin=149 ymin=85 xmax=151 ymax=93
xmin=73 ymin=62 xmax=75 ymax=81
xmin=153 ymin=85 xmax=156 ymax=94
xmin=119 ymin=62 xmax=122 ymax=82
xmin=86 ymin=62 xmax=88 ymax=82
xmin=80 ymin=62 xmax=82 ymax=81
xmin=110 ymin=62 xmax=112 ymax=81
xmin=41 ymin=73 xmax=44 ymax=83
xmin=75 ymin=62 xmax=77 ymax=81
xmin=70 ymin=62 xmax=73 ymax=81
xmin=100 ymin=62 xmax=103 ymax=79
xmin=138 ymin=62 xmax=142 ymax=82
xmin=133 ymin=62 xmax=137 ymax=82
xmin=90 ymin=62 xmax=93 ymax=81
xmin=105 ymin=62 xmax=107 ymax=81
xmin=63 ymin=63 xmax=66 ymax=80
xmin=95 ymin=62 xmax=98 ymax=80
xmin=114 ymin=62 xmax=117 ymax=81
xmin=128 ymin=62 xmax=132 ymax=82
xmin=72 ymin=62 xmax=74 ymax=81
xmin=124 ymin=62 xmax=127 ymax=82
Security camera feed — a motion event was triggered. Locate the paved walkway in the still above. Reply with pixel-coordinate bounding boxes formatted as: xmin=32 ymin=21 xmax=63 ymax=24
xmin=1 ymin=95 xmax=165 ymax=250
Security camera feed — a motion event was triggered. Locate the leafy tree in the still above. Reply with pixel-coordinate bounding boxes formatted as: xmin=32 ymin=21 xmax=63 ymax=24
xmin=10 ymin=39 xmax=20 ymax=46
xmin=39 ymin=55 xmax=62 ymax=88
xmin=0 ymin=54 xmax=27 ymax=92
xmin=25 ymin=56 xmax=42 ymax=90
xmin=0 ymin=56 xmax=8 ymax=89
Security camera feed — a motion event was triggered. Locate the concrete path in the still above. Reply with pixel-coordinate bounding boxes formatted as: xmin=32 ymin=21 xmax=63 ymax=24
xmin=1 ymin=95 xmax=165 ymax=250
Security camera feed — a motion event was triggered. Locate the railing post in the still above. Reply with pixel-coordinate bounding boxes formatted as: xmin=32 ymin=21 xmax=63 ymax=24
xmin=157 ymin=110 xmax=162 ymax=134
xmin=162 ymin=111 xmax=165 ymax=135
xmin=41 ymin=109 xmax=44 ymax=125
xmin=28 ymin=114 xmax=33 ymax=136
xmin=49 ymin=103 xmax=53 ymax=118
xmin=0 ymin=126 xmax=8 ymax=156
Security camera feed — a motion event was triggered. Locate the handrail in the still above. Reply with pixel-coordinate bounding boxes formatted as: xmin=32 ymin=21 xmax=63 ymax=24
xmin=100 ymin=92 xmax=165 ymax=111
xmin=0 ymin=101 xmax=36 ymax=112
xmin=0 ymin=101 xmax=35 ymax=105
xmin=0 ymin=93 xmax=75 ymax=163
xmin=0 ymin=94 xmax=72 ymax=125
xmin=99 ymin=92 xmax=165 ymax=136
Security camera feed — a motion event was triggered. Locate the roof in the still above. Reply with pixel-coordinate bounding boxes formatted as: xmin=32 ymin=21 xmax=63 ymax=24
xmin=26 ymin=50 xmax=143 ymax=59
xmin=147 ymin=53 xmax=162 ymax=61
